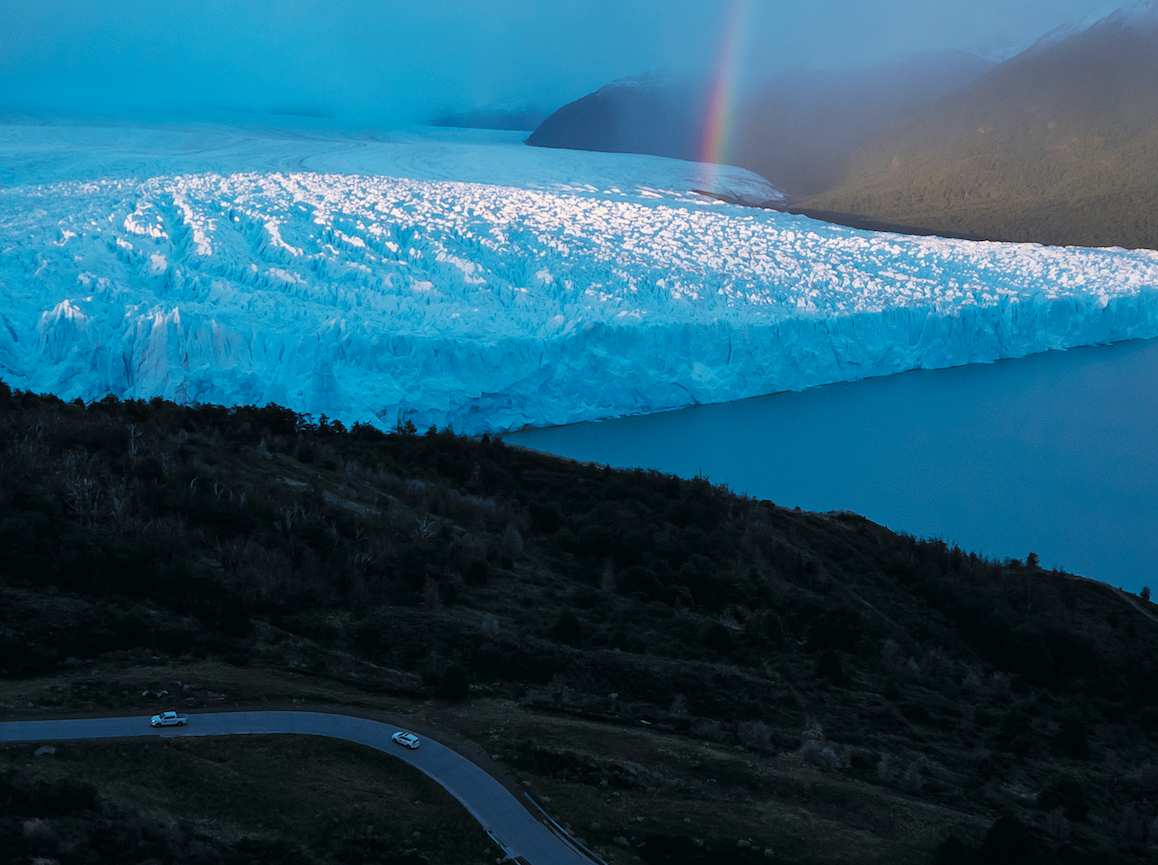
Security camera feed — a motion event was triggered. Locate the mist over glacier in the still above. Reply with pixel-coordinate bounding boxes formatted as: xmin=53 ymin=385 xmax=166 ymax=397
xmin=2 ymin=124 xmax=1157 ymax=435
xmin=0 ymin=0 xmax=1125 ymax=123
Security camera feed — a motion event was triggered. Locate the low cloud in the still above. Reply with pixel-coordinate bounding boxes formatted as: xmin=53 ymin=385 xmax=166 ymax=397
xmin=0 ymin=0 xmax=1120 ymax=123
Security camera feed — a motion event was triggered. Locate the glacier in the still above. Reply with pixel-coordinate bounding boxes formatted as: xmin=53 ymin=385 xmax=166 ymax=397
xmin=2 ymin=117 xmax=1158 ymax=435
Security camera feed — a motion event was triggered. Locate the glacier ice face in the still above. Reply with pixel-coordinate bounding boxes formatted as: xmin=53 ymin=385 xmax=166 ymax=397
xmin=1 ymin=121 xmax=1158 ymax=435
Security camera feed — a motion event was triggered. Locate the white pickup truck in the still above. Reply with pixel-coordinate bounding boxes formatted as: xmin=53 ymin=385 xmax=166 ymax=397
xmin=150 ymin=711 xmax=189 ymax=727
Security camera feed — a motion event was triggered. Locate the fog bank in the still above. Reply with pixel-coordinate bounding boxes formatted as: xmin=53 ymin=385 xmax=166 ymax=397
xmin=0 ymin=0 xmax=1122 ymax=124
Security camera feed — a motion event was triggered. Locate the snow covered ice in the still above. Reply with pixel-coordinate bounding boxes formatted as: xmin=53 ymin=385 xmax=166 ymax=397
xmin=2 ymin=116 xmax=1158 ymax=434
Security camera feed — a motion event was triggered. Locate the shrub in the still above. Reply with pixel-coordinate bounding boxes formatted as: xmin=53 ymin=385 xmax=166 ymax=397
xmin=502 ymin=523 xmax=524 ymax=556
xmin=465 ymin=559 xmax=489 ymax=586
xmin=742 ymin=609 xmax=783 ymax=647
xmin=1038 ymin=772 xmax=1089 ymax=822
xmin=1044 ymin=806 xmax=1072 ymax=840
xmin=815 ymin=650 xmax=843 ymax=685
xmin=935 ymin=835 xmax=975 ymax=865
xmin=738 ymin=721 xmax=772 ymax=752
xmin=701 ymin=622 xmax=734 ymax=655
xmin=552 ymin=610 xmax=582 ymax=645
xmin=530 ymin=500 xmax=562 ymax=534
xmin=902 ymin=761 xmax=922 ymax=791
xmin=1052 ymin=710 xmax=1091 ymax=759
xmin=439 ymin=665 xmax=471 ymax=700
xmin=805 ymin=605 xmax=862 ymax=652
xmin=977 ymin=815 xmax=1042 ymax=865
xmin=480 ymin=613 xmax=500 ymax=638
xmin=801 ymin=740 xmax=849 ymax=771
xmin=1125 ymin=761 xmax=1158 ymax=794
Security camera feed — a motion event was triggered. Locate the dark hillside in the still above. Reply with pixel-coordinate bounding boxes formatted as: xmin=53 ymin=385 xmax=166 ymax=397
xmin=2 ymin=381 xmax=1158 ymax=863
xmin=525 ymin=53 xmax=992 ymax=198
xmin=801 ymin=9 xmax=1158 ymax=249
xmin=731 ymin=51 xmax=993 ymax=198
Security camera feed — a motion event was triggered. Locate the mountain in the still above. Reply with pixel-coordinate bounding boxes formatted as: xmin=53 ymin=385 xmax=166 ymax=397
xmin=730 ymin=51 xmax=994 ymax=198
xmin=525 ymin=75 xmax=708 ymax=161
xmin=799 ymin=1 xmax=1158 ymax=249
xmin=525 ymin=52 xmax=994 ymax=198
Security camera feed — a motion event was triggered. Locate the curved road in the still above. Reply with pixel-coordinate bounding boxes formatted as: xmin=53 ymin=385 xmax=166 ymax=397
xmin=0 ymin=711 xmax=595 ymax=865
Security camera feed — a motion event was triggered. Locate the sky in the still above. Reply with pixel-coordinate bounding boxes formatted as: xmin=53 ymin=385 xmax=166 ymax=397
xmin=0 ymin=0 xmax=1126 ymax=124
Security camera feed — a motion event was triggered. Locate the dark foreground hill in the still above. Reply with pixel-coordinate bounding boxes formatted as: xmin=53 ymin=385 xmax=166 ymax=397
xmin=2 ymin=383 xmax=1158 ymax=864
xmin=800 ymin=5 xmax=1158 ymax=249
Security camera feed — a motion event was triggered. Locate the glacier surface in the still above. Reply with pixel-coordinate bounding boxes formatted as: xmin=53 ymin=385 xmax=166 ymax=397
xmin=1 ymin=117 xmax=1158 ymax=434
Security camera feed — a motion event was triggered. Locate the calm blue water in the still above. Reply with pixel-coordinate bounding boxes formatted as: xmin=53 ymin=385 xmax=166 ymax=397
xmin=506 ymin=339 xmax=1158 ymax=594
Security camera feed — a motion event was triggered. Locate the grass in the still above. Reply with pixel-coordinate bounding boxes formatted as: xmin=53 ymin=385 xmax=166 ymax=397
xmin=2 ymin=732 xmax=494 ymax=864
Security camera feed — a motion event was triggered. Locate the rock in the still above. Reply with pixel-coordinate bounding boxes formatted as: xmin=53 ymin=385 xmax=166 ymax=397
xmin=33 ymin=746 xmax=56 ymax=756
xmin=614 ymin=836 xmax=630 ymax=848
xmin=764 ymin=849 xmax=776 ymax=859
xmin=590 ymin=822 xmax=601 ymax=832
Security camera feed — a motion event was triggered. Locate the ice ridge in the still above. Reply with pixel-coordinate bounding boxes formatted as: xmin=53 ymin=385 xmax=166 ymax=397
xmin=2 ymin=169 xmax=1158 ymax=434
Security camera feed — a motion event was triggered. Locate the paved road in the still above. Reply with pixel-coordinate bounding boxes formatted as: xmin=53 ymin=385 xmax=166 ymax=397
xmin=0 ymin=711 xmax=596 ymax=865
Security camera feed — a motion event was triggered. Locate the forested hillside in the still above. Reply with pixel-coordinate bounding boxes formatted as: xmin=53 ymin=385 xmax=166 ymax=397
xmin=525 ymin=52 xmax=991 ymax=199
xmin=800 ymin=13 xmax=1158 ymax=249
xmin=3 ymin=383 xmax=1158 ymax=864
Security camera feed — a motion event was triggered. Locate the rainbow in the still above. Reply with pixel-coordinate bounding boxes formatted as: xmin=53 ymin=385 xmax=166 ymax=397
xmin=698 ymin=0 xmax=750 ymax=190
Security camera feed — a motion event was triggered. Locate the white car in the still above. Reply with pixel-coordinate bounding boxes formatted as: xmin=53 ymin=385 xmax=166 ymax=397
xmin=391 ymin=730 xmax=420 ymax=749
xmin=150 ymin=711 xmax=188 ymax=727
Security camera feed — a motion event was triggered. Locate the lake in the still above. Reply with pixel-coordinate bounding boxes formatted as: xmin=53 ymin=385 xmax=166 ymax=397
xmin=506 ymin=338 xmax=1158 ymax=594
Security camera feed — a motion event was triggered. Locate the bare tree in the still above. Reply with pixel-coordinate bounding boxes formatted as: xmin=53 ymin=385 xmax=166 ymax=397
xmin=423 ymin=577 xmax=441 ymax=611
xmin=481 ymin=613 xmax=500 ymax=638
xmin=502 ymin=523 xmax=524 ymax=556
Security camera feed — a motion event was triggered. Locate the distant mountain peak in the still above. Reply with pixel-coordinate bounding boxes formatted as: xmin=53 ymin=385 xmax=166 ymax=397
xmin=1023 ymin=0 xmax=1158 ymax=56
xmin=592 ymin=73 xmax=684 ymax=94
xmin=1104 ymin=0 xmax=1158 ymax=28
